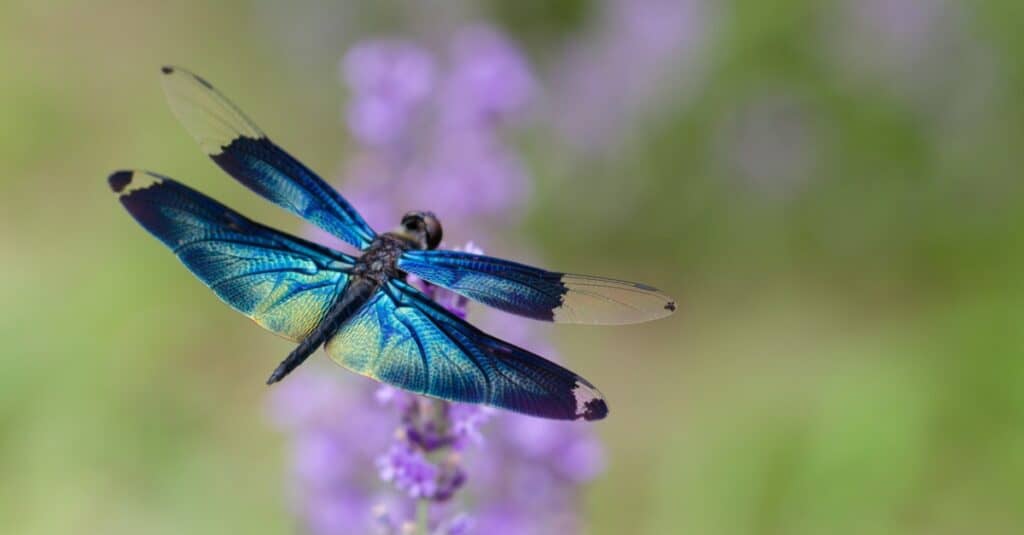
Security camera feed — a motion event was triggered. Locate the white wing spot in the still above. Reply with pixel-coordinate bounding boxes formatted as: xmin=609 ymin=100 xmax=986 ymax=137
xmin=572 ymin=381 xmax=608 ymax=420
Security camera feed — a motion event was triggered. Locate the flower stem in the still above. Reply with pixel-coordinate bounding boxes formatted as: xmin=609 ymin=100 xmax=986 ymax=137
xmin=417 ymin=499 xmax=429 ymax=535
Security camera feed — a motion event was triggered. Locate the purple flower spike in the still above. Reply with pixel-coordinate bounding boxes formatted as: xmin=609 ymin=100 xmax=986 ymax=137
xmin=273 ymin=25 xmax=605 ymax=534
xmin=377 ymin=443 xmax=440 ymax=499
xmin=342 ymin=40 xmax=435 ymax=146
xmin=440 ymin=24 xmax=536 ymax=129
xmin=343 ymin=40 xmax=435 ymax=103
xmin=407 ymin=134 xmax=530 ymax=223
xmin=449 ymin=403 xmax=495 ymax=449
xmin=552 ymin=0 xmax=712 ymax=152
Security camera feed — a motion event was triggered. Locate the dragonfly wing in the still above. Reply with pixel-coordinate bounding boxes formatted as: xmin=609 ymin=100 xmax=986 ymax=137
xmin=398 ymin=250 xmax=675 ymax=325
xmin=324 ymin=280 xmax=608 ymax=421
xmin=160 ymin=66 xmax=377 ymax=249
xmin=109 ymin=170 xmax=352 ymax=341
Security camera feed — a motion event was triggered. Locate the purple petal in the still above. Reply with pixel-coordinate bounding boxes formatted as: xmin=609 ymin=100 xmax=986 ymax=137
xmin=342 ymin=40 xmax=436 ymax=104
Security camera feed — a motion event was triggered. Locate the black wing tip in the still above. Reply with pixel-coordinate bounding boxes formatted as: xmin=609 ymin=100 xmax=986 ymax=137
xmin=108 ymin=170 xmax=134 ymax=193
xmin=581 ymin=398 xmax=609 ymax=421
xmin=665 ymin=300 xmax=677 ymax=312
xmin=160 ymin=65 xmax=213 ymax=89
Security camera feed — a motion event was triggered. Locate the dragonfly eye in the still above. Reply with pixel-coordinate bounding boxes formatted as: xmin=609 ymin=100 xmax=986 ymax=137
xmin=422 ymin=212 xmax=443 ymax=250
xmin=401 ymin=213 xmax=424 ymax=231
xmin=401 ymin=211 xmax=441 ymax=249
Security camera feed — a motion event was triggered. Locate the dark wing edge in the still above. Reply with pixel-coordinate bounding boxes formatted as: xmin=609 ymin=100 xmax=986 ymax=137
xmin=159 ymin=65 xmax=377 ymax=249
xmin=398 ymin=250 xmax=676 ymax=325
xmin=108 ymin=169 xmax=352 ymax=341
xmin=324 ymin=279 xmax=608 ymax=421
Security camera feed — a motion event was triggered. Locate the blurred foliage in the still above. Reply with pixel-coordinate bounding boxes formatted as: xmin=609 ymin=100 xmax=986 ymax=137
xmin=2 ymin=0 xmax=1024 ymax=534
xmin=487 ymin=0 xmax=592 ymax=51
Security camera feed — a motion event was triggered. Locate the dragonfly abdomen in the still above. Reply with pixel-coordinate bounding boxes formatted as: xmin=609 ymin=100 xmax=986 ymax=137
xmin=265 ymin=276 xmax=379 ymax=384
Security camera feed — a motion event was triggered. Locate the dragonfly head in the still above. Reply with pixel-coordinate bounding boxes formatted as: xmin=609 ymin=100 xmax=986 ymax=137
xmin=399 ymin=211 xmax=443 ymax=250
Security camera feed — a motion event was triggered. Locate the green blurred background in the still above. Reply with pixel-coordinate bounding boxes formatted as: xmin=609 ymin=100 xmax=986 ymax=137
xmin=3 ymin=0 xmax=1024 ymax=533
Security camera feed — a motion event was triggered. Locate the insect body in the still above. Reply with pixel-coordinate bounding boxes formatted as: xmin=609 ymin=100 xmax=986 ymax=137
xmin=109 ymin=67 xmax=676 ymax=421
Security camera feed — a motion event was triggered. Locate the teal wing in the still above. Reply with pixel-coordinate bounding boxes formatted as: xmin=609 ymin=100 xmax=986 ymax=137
xmin=109 ymin=170 xmax=351 ymax=341
xmin=325 ymin=280 xmax=608 ymax=421
xmin=398 ymin=250 xmax=675 ymax=325
xmin=159 ymin=66 xmax=377 ymax=250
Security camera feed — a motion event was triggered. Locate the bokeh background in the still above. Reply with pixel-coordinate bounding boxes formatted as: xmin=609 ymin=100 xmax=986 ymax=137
xmin=3 ymin=0 xmax=1024 ymax=533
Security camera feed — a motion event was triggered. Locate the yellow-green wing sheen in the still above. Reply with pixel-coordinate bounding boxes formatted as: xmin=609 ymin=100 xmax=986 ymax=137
xmin=108 ymin=170 xmax=351 ymax=341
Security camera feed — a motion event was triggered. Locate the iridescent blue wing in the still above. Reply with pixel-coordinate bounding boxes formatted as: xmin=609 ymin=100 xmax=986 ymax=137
xmin=325 ymin=280 xmax=608 ymax=421
xmin=159 ymin=66 xmax=377 ymax=249
xmin=397 ymin=250 xmax=675 ymax=325
xmin=108 ymin=170 xmax=352 ymax=341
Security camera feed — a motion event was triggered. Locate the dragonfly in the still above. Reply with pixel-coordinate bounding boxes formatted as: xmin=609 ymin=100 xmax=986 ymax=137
xmin=108 ymin=66 xmax=676 ymax=421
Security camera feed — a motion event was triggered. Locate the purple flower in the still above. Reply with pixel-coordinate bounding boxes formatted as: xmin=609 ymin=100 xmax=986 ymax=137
xmin=336 ymin=29 xmax=533 ymax=232
xmin=404 ymin=133 xmax=530 ymax=224
xmin=342 ymin=40 xmax=436 ymax=147
xmin=439 ymin=513 xmax=473 ymax=535
xmin=502 ymin=416 xmax=607 ymax=483
xmin=343 ymin=41 xmax=435 ymax=103
xmin=376 ymin=443 xmax=441 ymax=499
xmin=550 ymin=0 xmax=713 ymax=153
xmin=438 ymin=24 xmax=536 ymax=130
xmin=448 ymin=402 xmax=495 ymax=449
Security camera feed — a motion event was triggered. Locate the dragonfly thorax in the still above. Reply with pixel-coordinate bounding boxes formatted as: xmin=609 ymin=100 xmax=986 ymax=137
xmin=352 ymin=234 xmax=410 ymax=283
